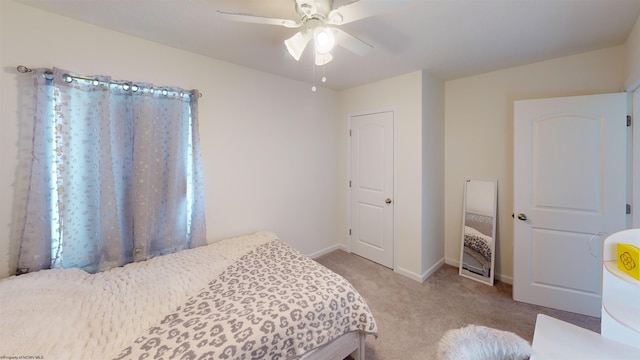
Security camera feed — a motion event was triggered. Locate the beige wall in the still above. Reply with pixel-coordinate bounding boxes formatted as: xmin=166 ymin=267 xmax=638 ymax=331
xmin=0 ymin=1 xmax=342 ymax=279
xmin=0 ymin=2 xmax=446 ymax=282
xmin=1 ymin=1 xmax=634 ymax=284
xmin=339 ymin=71 xmax=425 ymax=279
xmin=626 ymin=14 xmax=640 ymax=90
xmin=337 ymin=70 xmax=445 ymax=280
xmin=444 ymin=46 xmax=626 ymax=283
xmin=339 ymin=71 xmax=422 ymax=278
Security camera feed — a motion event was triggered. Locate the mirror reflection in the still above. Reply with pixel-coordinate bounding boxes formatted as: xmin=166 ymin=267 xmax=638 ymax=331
xmin=459 ymin=179 xmax=497 ymax=285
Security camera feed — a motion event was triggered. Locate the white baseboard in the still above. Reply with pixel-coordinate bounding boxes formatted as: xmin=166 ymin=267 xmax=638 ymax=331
xmin=421 ymin=258 xmax=445 ymax=282
xmin=496 ymin=273 xmax=513 ymax=284
xmin=309 ymin=249 xmax=514 ymax=284
xmin=394 ymin=266 xmax=424 ymax=282
xmin=307 ymin=243 xmax=348 ymax=259
xmin=444 ymin=256 xmax=458 ymax=267
xmin=394 ymin=258 xmax=445 ymax=283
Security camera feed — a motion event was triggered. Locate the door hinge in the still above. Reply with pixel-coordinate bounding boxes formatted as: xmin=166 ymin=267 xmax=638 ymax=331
xmin=349 ymin=180 xmax=351 ymax=188
xmin=627 ymin=115 xmax=632 ymax=127
xmin=627 ymin=204 xmax=631 ymax=214
xmin=349 ymin=229 xmax=351 ymax=236
xmin=349 ymin=129 xmax=352 ymax=136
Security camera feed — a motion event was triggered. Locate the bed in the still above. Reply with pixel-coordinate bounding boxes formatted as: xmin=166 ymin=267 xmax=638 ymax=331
xmin=461 ymin=212 xmax=494 ymax=277
xmin=0 ymin=231 xmax=377 ymax=360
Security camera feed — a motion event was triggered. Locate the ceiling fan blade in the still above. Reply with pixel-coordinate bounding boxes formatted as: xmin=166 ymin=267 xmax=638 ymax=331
xmin=315 ymin=52 xmax=333 ymax=66
xmin=285 ymin=31 xmax=312 ymax=61
xmin=217 ymin=10 xmax=301 ymax=28
xmin=326 ymin=0 xmax=410 ymax=25
xmin=334 ymin=28 xmax=372 ymax=56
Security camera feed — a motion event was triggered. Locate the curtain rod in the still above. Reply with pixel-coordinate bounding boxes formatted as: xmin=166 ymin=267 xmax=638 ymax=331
xmin=16 ymin=65 xmax=202 ymax=98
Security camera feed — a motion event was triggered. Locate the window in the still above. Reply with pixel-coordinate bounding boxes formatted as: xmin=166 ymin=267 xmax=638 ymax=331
xmin=17 ymin=68 xmax=206 ymax=274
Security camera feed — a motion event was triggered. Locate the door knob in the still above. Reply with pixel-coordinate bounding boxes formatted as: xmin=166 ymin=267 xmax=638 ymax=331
xmin=517 ymin=213 xmax=528 ymax=221
xmin=385 ymin=198 xmax=392 ymax=204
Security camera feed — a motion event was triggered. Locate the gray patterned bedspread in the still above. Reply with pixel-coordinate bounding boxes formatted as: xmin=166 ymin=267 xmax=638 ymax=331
xmin=464 ymin=230 xmax=492 ymax=262
xmin=114 ymin=240 xmax=377 ymax=360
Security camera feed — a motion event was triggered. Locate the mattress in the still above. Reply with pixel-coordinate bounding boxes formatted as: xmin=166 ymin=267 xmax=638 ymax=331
xmin=0 ymin=231 xmax=377 ymax=359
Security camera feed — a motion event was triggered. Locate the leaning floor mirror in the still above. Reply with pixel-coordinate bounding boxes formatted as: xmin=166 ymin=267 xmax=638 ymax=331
xmin=459 ymin=179 xmax=498 ymax=285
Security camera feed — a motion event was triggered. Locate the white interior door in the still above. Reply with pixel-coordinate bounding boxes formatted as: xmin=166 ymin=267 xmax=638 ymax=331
xmin=513 ymin=93 xmax=627 ymax=317
xmin=349 ymin=110 xmax=394 ymax=268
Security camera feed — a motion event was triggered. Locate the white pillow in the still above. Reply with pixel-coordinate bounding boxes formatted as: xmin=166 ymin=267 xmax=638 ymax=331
xmin=437 ymin=324 xmax=532 ymax=360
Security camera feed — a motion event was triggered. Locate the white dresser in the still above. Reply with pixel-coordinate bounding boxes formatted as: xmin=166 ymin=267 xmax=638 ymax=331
xmin=531 ymin=314 xmax=639 ymax=359
xmin=601 ymin=229 xmax=640 ymax=348
xmin=530 ymin=230 xmax=640 ymax=358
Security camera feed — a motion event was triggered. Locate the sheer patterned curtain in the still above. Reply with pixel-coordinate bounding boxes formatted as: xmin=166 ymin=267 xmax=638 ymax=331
xmin=17 ymin=67 xmax=206 ymax=273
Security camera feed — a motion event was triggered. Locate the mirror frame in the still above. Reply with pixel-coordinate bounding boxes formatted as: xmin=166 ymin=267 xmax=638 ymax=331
xmin=459 ymin=178 xmax=498 ymax=285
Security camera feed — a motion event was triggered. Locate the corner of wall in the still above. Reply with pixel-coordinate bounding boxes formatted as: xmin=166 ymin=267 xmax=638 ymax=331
xmin=421 ymin=70 xmax=446 ymax=276
xmin=625 ymin=13 xmax=640 ymax=90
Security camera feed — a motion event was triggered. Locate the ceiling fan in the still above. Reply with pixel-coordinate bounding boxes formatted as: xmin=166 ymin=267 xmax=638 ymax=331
xmin=217 ymin=0 xmax=408 ymax=66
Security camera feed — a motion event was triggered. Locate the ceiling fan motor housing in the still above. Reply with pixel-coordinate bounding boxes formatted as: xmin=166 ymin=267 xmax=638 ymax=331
xmin=295 ymin=0 xmax=333 ymax=21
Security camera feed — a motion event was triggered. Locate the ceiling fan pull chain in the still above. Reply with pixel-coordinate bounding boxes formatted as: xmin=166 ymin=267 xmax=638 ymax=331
xmin=322 ymin=63 xmax=327 ymax=84
xmin=311 ymin=56 xmax=317 ymax=92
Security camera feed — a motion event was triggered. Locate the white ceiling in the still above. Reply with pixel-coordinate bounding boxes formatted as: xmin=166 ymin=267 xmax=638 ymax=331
xmin=17 ymin=0 xmax=640 ymax=90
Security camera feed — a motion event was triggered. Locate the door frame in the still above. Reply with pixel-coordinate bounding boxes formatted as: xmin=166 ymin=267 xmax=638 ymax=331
xmin=347 ymin=107 xmax=398 ymax=269
xmin=629 ymin=78 xmax=640 ymax=228
xmin=634 ymin=88 xmax=640 ymax=228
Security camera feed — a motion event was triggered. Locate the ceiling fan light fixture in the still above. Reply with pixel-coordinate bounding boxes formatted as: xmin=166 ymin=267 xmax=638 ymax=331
xmin=284 ymin=31 xmax=310 ymax=61
xmin=220 ymin=0 xmax=409 ymax=68
xmin=315 ymin=52 xmax=333 ymax=66
xmin=313 ymin=26 xmax=335 ymax=54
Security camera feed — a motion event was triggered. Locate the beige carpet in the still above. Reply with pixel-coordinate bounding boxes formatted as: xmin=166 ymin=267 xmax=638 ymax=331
xmin=315 ymin=250 xmax=600 ymax=360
